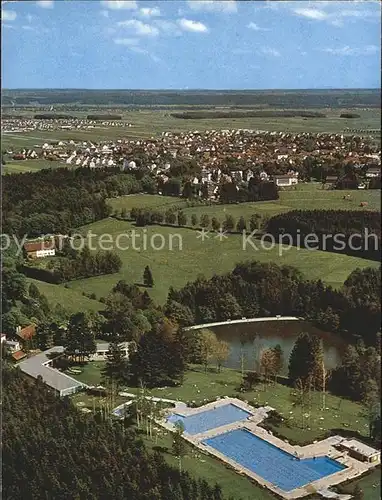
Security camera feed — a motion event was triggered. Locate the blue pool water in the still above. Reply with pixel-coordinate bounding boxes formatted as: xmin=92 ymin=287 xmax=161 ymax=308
xmin=167 ymin=404 xmax=252 ymax=435
xmin=203 ymin=429 xmax=345 ymax=492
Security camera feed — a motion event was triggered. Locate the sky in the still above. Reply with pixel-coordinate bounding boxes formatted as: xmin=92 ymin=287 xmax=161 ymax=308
xmin=1 ymin=0 xmax=381 ymax=89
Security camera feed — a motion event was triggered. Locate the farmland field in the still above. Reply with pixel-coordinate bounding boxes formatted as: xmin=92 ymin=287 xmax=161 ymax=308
xmin=108 ymin=183 xmax=381 ymax=220
xmin=26 ymin=278 xmax=104 ymax=314
xmin=2 ymin=106 xmax=380 ymax=151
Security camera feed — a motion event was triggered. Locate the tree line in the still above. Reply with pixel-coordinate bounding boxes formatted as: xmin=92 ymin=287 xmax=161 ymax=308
xmin=127 ymin=206 xmax=263 ymax=233
xmin=171 ymin=110 xmax=327 ymax=119
xmin=266 ymin=209 xmax=381 ymax=261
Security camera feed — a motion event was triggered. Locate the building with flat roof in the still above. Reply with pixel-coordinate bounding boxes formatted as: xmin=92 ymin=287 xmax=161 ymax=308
xmin=18 ymin=346 xmax=86 ymax=397
xmin=17 ymin=342 xmax=133 ymax=397
xmin=338 ymin=439 xmax=380 ymax=463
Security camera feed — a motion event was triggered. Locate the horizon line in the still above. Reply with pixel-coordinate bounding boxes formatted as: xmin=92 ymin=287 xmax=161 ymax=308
xmin=3 ymin=87 xmax=381 ymax=92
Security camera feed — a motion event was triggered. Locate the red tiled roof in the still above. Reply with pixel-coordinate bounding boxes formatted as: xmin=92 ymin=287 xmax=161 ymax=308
xmin=17 ymin=325 xmax=36 ymax=340
xmin=24 ymin=240 xmax=55 ymax=253
xmin=12 ymin=350 xmax=27 ymax=361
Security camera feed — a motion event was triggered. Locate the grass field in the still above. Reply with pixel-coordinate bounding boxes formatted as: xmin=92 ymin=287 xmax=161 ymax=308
xmin=2 ymin=158 xmax=62 ymax=174
xmin=26 ymin=278 xmax=104 ymax=314
xmin=108 ymin=184 xmax=381 ymax=220
xmin=2 ymin=107 xmax=380 ymax=151
xmin=110 ymin=194 xmax=189 ymax=212
xmin=335 ymin=468 xmax=381 ymax=500
xmin=72 ymin=364 xmax=369 ymax=443
xmin=56 ymin=216 xmax=379 ymax=305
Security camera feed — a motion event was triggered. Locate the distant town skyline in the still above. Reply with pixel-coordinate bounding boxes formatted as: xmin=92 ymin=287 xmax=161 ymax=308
xmin=2 ymin=0 xmax=381 ymax=89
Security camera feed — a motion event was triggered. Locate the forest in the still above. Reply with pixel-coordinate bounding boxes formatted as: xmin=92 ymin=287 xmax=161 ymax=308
xmin=3 ymin=367 xmax=228 ymax=500
xmin=266 ymin=210 xmax=381 ymax=260
xmin=2 ymin=167 xmax=143 ymax=237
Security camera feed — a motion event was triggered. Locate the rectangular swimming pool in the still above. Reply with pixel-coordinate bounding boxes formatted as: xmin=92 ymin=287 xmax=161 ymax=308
xmin=167 ymin=403 xmax=252 ymax=435
xmin=203 ymin=429 xmax=346 ymax=492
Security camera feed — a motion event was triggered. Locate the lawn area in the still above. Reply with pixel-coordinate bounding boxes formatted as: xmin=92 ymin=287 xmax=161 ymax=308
xmin=26 ymin=278 xmax=104 ymax=314
xmin=57 ymin=218 xmax=379 ymax=306
xmin=2 ymin=158 xmax=62 ymax=174
xmin=71 ymin=364 xmax=369 ymax=444
xmin=335 ymin=468 xmax=381 ymax=500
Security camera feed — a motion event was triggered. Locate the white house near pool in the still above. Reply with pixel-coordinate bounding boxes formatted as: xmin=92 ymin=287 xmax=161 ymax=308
xmin=17 ymin=342 xmax=132 ymax=397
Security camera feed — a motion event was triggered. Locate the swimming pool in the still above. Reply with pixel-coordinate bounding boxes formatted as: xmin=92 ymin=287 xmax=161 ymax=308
xmin=167 ymin=403 xmax=252 ymax=435
xmin=203 ymin=429 xmax=346 ymax=492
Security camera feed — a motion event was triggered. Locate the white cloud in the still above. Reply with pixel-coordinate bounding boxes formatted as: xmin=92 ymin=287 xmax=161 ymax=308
xmin=118 ymin=19 xmax=159 ymax=36
xmin=26 ymin=14 xmax=34 ymax=23
xmin=100 ymin=1 xmax=137 ymax=10
xmin=36 ymin=1 xmax=54 ymax=9
xmin=293 ymin=8 xmax=328 ymax=20
xmin=153 ymin=20 xmax=182 ymax=36
xmin=247 ymin=22 xmax=269 ymax=31
xmin=178 ymin=18 xmax=209 ymax=33
xmin=100 ymin=10 xmax=109 ymax=18
xmin=139 ymin=7 xmax=161 ymax=18
xmin=323 ymin=45 xmax=379 ymax=56
xmin=2 ymin=10 xmax=17 ymax=21
xmin=292 ymin=3 xmax=380 ymax=26
xmin=114 ymin=37 xmax=139 ymax=46
xmin=187 ymin=0 xmax=237 ymax=14
xmin=2 ymin=23 xmax=16 ymax=29
xmin=261 ymin=47 xmax=280 ymax=57
xmin=113 ymin=41 xmax=162 ymax=63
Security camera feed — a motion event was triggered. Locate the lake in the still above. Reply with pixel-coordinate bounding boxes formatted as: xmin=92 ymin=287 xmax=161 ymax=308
xmin=208 ymin=320 xmax=345 ymax=374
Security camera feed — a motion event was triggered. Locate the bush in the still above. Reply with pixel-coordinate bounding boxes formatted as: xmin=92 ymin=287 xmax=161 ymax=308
xmin=340 ymin=113 xmax=360 ymax=119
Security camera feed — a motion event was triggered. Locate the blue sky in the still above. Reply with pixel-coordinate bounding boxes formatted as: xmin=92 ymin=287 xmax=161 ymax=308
xmin=2 ymin=0 xmax=381 ymax=89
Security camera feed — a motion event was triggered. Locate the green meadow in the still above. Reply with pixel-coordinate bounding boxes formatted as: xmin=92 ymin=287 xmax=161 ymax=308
xmin=56 ymin=217 xmax=379 ymax=306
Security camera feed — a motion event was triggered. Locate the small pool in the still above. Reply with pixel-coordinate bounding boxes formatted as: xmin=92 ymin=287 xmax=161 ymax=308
xmin=203 ymin=429 xmax=346 ymax=492
xmin=167 ymin=403 xmax=252 ymax=435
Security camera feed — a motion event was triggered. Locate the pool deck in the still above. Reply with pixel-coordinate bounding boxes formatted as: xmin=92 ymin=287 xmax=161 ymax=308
xmin=162 ymin=397 xmax=380 ymax=500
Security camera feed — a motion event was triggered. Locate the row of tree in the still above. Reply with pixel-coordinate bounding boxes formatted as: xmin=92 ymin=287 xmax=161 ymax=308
xmin=266 ymin=209 xmax=381 ymax=260
xmin=129 ymin=207 xmax=263 ymax=233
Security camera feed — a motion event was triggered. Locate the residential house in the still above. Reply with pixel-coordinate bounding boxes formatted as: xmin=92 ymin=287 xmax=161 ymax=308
xmin=5 ymin=339 xmax=21 ymax=352
xmin=366 ymin=166 xmax=381 ymax=178
xmin=24 ymin=240 xmax=56 ymax=259
xmin=87 ymin=342 xmax=130 ymax=362
xmin=274 ymin=175 xmax=298 ymax=187
xmin=16 ymin=324 xmax=36 ymax=343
